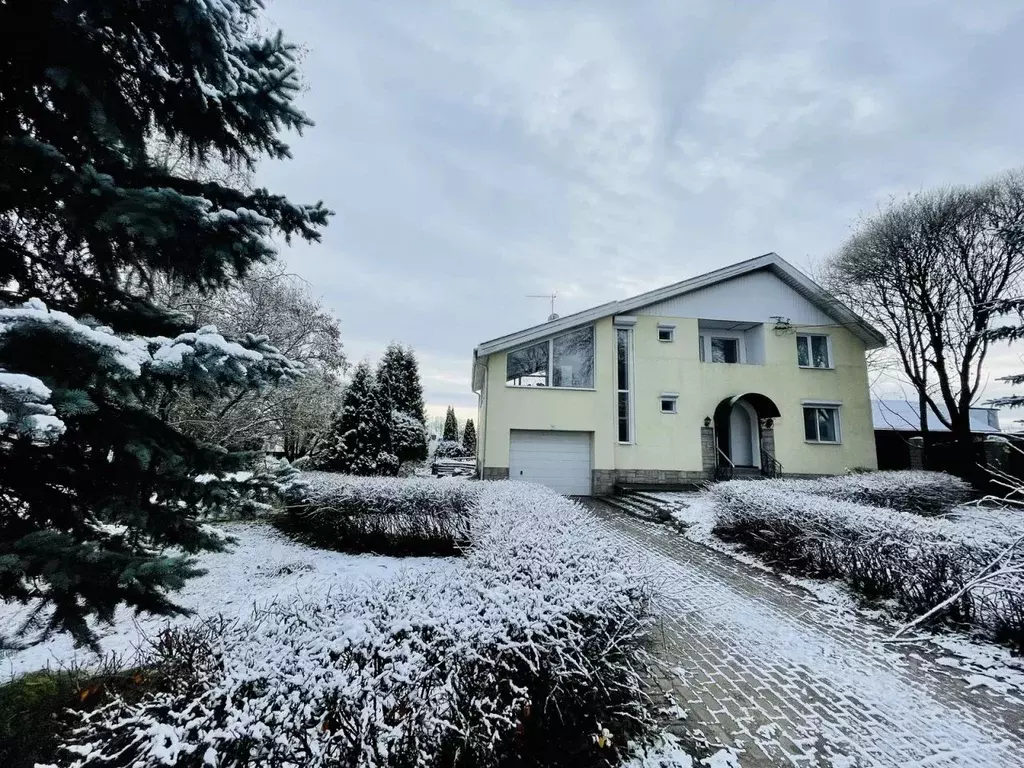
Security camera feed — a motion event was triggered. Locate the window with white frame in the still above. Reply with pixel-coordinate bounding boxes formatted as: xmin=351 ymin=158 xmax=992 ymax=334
xmin=710 ymin=336 xmax=740 ymax=363
xmin=617 ymin=328 xmax=632 ymax=442
xmin=505 ymin=327 xmax=595 ymax=388
xmin=797 ymin=334 xmax=832 ymax=369
xmin=660 ymin=394 xmax=678 ymax=414
xmin=803 ymin=405 xmax=841 ymax=443
xmin=698 ymin=334 xmax=705 ymax=362
xmin=657 ymin=324 xmax=675 ymax=342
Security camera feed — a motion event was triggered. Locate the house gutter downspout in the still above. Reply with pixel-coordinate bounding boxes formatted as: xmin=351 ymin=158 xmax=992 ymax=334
xmin=472 ymin=351 xmax=487 ymax=480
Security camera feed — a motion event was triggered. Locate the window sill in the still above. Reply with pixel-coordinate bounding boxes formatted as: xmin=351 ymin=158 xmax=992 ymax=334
xmin=805 ymin=440 xmax=842 ymax=445
xmin=504 ymin=385 xmax=597 ymax=391
xmin=798 ymin=365 xmax=835 ymax=371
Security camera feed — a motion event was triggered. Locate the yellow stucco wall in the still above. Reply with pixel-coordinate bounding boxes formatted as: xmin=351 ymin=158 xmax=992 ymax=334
xmin=480 ymin=314 xmax=878 ymax=475
xmin=481 ymin=317 xmax=617 ymax=470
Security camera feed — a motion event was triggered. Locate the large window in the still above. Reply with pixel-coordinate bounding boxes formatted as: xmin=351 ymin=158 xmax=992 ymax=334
xmin=797 ymin=334 xmax=832 ymax=368
xmin=506 ymin=327 xmax=594 ymax=388
xmin=505 ymin=340 xmax=549 ymax=387
xmin=803 ymin=405 xmax=841 ymax=443
xmin=617 ymin=328 xmax=631 ymax=442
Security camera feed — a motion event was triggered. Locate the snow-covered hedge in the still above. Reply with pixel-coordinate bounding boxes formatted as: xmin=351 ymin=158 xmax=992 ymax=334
xmin=433 ymin=438 xmax=470 ymax=459
xmin=279 ymin=471 xmax=477 ymax=555
xmin=760 ymin=470 xmax=973 ymax=517
xmin=53 ymin=483 xmax=655 ymax=767
xmin=708 ymin=481 xmax=1024 ymax=648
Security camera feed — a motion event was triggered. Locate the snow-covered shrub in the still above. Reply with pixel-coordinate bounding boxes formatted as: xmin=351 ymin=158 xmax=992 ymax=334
xmin=434 ymin=438 xmax=469 ymax=459
xmin=708 ymin=481 xmax=1024 ymax=648
xmin=54 ymin=483 xmax=656 ymax=767
xmin=279 ymin=471 xmax=477 ymax=555
xmin=809 ymin=470 xmax=973 ymax=516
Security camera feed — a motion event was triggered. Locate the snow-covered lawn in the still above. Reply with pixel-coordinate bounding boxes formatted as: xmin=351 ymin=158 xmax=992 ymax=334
xmin=1 ymin=522 xmax=457 ymax=681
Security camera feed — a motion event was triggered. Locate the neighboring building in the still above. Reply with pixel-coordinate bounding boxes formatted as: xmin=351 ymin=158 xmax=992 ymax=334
xmin=872 ymin=399 xmax=1001 ymax=470
xmin=471 ymin=253 xmax=886 ymax=495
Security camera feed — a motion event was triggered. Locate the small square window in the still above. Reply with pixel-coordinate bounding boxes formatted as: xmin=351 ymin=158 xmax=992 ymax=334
xmin=660 ymin=397 xmax=678 ymax=414
xmin=658 ymin=327 xmax=674 ymax=342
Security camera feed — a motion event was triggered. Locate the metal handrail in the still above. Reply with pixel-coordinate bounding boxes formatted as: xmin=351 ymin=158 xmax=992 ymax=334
xmin=761 ymin=449 xmax=783 ymax=479
xmin=715 ymin=446 xmax=734 ymax=481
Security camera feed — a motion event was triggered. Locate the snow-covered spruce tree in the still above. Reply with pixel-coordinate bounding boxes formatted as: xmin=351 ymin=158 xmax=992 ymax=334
xmin=313 ymin=362 xmax=397 ymax=475
xmin=376 ymin=343 xmax=427 ymax=465
xmin=462 ymin=418 xmax=477 ymax=456
xmin=987 ymin=297 xmax=1024 ymax=410
xmin=0 ymin=1 xmax=328 ymax=646
xmin=443 ymin=405 xmax=460 ymax=443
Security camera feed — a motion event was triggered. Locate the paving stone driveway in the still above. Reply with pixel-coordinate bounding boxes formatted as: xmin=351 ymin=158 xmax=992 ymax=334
xmin=585 ymin=500 xmax=1024 ymax=767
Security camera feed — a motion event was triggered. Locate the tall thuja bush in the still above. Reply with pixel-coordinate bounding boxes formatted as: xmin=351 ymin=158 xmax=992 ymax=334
xmin=0 ymin=0 xmax=328 ymax=645
xmin=443 ymin=406 xmax=459 ymax=442
xmin=376 ymin=343 xmax=427 ymax=466
xmin=462 ymin=418 xmax=477 ymax=456
xmin=314 ymin=362 xmax=396 ymax=475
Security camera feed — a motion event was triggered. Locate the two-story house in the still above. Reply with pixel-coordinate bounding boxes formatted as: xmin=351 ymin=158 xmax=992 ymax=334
xmin=470 ymin=253 xmax=885 ymax=495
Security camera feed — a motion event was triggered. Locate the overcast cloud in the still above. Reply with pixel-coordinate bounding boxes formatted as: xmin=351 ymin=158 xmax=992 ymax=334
xmin=255 ymin=0 xmax=1024 ymax=421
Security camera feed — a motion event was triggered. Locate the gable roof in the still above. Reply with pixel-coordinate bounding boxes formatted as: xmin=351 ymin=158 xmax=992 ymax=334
xmin=474 ymin=253 xmax=886 ymax=358
xmin=872 ymin=399 xmax=1001 ymax=433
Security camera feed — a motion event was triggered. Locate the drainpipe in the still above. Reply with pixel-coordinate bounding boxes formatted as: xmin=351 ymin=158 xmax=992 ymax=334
xmin=472 ymin=354 xmax=488 ymax=480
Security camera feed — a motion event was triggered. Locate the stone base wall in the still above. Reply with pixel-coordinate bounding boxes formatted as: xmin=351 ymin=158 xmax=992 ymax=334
xmin=482 ymin=466 xmax=509 ymax=481
xmin=592 ymin=470 xmax=618 ymax=496
xmin=594 ymin=468 xmax=710 ymax=495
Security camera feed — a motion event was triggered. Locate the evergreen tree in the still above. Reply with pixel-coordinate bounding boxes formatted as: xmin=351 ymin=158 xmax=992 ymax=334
xmin=987 ymin=298 xmax=1024 ymax=409
xmin=314 ymin=362 xmax=396 ymax=476
xmin=462 ymin=419 xmax=477 ymax=456
xmin=443 ymin=406 xmax=460 ymax=442
xmin=376 ymin=343 xmax=427 ymax=464
xmin=377 ymin=343 xmax=427 ymax=423
xmin=0 ymin=1 xmax=328 ymax=645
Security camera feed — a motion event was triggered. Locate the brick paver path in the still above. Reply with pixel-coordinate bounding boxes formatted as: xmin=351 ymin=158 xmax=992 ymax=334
xmin=585 ymin=500 xmax=1024 ymax=767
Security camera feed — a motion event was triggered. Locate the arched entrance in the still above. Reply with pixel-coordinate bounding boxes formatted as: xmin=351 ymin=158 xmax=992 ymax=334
xmin=713 ymin=393 xmax=781 ymax=469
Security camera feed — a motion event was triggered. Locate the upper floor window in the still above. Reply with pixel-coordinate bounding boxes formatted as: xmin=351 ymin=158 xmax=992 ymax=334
xmin=505 ymin=327 xmax=594 ymax=388
xmin=710 ymin=336 xmax=740 ymax=363
xmin=797 ymin=334 xmax=832 ymax=369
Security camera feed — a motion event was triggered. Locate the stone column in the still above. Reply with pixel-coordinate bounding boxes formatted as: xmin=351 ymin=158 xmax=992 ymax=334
xmin=701 ymin=422 xmax=717 ymax=479
xmin=983 ymin=436 xmax=1009 ymax=475
xmin=908 ymin=436 xmax=924 ymax=470
xmin=759 ymin=418 xmax=776 ymax=463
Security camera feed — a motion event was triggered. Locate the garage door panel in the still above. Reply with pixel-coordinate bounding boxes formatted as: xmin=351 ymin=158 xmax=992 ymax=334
xmin=508 ymin=430 xmax=592 ymax=496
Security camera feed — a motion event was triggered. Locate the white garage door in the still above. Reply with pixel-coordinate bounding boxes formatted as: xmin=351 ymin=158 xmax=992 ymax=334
xmin=509 ymin=430 xmax=592 ymax=496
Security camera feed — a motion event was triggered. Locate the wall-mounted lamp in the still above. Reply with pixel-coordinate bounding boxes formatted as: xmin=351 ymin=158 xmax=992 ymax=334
xmin=703 ymin=416 xmax=712 ymax=428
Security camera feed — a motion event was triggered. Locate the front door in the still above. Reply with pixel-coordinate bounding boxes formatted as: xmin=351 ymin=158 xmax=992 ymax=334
xmin=729 ymin=402 xmax=759 ymax=467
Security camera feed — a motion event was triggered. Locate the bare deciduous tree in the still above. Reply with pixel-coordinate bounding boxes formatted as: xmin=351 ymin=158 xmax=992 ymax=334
xmin=156 ymin=265 xmax=346 ymax=454
xmin=824 ymin=172 xmax=1024 ymax=457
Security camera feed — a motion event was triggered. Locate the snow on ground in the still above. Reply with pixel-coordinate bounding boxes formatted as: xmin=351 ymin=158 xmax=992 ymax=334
xmin=1 ymin=522 xmax=459 ymax=681
xmin=646 ymin=490 xmax=1024 ymax=698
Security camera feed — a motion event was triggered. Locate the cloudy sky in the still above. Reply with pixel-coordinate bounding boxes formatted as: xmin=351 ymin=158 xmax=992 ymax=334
xmin=255 ymin=0 xmax=1024 ymax=420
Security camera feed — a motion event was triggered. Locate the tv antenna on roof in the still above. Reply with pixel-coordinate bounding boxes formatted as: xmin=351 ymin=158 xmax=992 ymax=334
xmin=527 ymin=292 xmax=559 ymax=321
